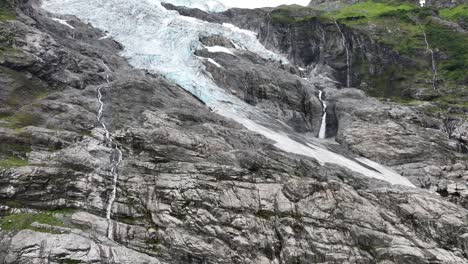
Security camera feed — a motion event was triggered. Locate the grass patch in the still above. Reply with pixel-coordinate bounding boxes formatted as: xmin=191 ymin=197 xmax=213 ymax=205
xmin=324 ymin=1 xmax=415 ymax=21
xmin=439 ymin=4 xmax=468 ymax=22
xmin=1 ymin=212 xmax=65 ymax=233
xmin=425 ymin=22 xmax=468 ymax=82
xmin=318 ymin=2 xmax=430 ymax=55
xmin=435 ymin=92 xmax=468 ymax=108
xmin=0 ymin=156 xmax=28 ymax=168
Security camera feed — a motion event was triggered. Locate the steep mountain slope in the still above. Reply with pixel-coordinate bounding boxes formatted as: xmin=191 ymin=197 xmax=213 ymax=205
xmin=165 ymin=0 xmax=468 ymax=205
xmin=0 ymin=0 xmax=467 ymax=263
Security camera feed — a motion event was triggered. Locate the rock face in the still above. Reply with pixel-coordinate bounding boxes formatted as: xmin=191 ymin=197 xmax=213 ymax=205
xmin=165 ymin=1 xmax=468 ymax=207
xmin=0 ymin=1 xmax=467 ymax=264
xmin=196 ymin=35 xmax=323 ymax=135
xmin=163 ymin=3 xmax=437 ymax=97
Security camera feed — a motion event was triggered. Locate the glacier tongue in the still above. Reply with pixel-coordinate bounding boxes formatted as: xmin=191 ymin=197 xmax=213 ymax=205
xmin=41 ymin=0 xmax=415 ymax=188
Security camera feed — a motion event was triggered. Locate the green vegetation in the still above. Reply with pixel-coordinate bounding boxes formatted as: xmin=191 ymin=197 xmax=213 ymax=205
xmin=0 ymin=1 xmax=15 ymax=21
xmin=0 ymin=141 xmax=32 ymax=156
xmin=255 ymin=210 xmax=276 ymax=219
xmin=434 ymin=90 xmax=468 ymax=108
xmin=61 ymin=260 xmax=82 ymax=264
xmin=269 ymin=1 xmax=467 ymax=113
xmin=146 ymin=237 xmax=162 ymax=253
xmin=324 ymin=1 xmax=415 ymax=21
xmin=4 ymin=200 xmax=25 ymax=208
xmin=425 ymin=22 xmax=468 ymax=82
xmin=439 ymin=4 xmax=468 ymax=22
xmin=0 ymin=66 xmax=50 ymax=110
xmin=0 ymin=111 xmax=43 ymax=128
xmin=328 ymin=5 xmax=431 ymax=55
xmin=389 ymin=97 xmax=425 ymax=106
xmin=270 ymin=5 xmax=320 ymax=24
xmin=0 ymin=156 xmax=28 ymax=168
xmin=322 ymin=1 xmax=466 ymax=108
xmin=1 ymin=212 xmax=65 ymax=233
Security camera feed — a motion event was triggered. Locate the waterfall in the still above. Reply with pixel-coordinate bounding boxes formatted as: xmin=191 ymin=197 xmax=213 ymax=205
xmin=318 ymin=90 xmax=327 ymax=139
xmin=96 ymin=71 xmax=123 ymax=240
xmin=422 ymin=30 xmax=438 ymax=90
xmin=334 ymin=20 xmax=351 ymax=88
xmin=42 ymin=0 xmax=416 ymax=188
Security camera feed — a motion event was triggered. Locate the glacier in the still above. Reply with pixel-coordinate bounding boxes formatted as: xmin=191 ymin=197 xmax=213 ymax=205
xmin=41 ymin=0 xmax=415 ymax=187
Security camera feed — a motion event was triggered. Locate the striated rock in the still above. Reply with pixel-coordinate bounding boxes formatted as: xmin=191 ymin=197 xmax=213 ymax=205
xmin=0 ymin=1 xmax=466 ymax=264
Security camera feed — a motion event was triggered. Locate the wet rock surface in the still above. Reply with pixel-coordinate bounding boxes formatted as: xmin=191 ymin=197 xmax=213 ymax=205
xmin=166 ymin=1 xmax=468 ymax=207
xmin=0 ymin=1 xmax=466 ymax=264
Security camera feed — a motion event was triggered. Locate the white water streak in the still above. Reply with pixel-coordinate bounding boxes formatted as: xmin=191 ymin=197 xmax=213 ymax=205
xmin=51 ymin=17 xmax=75 ymax=29
xmin=42 ymin=0 xmax=415 ymax=188
xmin=335 ymin=20 xmax=351 ymax=88
xmin=97 ymin=71 xmax=123 ymax=240
xmin=318 ymin=90 xmax=327 ymax=139
xmin=423 ymin=30 xmax=438 ymax=90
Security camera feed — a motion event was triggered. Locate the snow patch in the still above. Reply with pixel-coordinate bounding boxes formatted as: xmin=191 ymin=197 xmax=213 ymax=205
xmin=221 ymin=111 xmax=415 ymax=187
xmin=99 ymin=32 xmax=112 ymax=40
xmin=206 ymin=58 xmax=223 ymax=68
xmin=205 ymin=45 xmax=235 ymax=55
xmin=230 ymin=40 xmax=246 ymax=50
xmin=197 ymin=56 xmax=223 ymax=68
xmin=51 ymin=18 xmax=75 ymax=29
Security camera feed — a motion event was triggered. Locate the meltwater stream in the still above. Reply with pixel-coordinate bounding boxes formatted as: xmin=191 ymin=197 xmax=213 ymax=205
xmin=318 ymin=90 xmax=327 ymax=139
xmin=334 ymin=20 xmax=351 ymax=88
xmin=97 ymin=70 xmax=123 ymax=240
xmin=42 ymin=0 xmax=415 ymax=189
xmin=422 ymin=30 xmax=438 ymax=90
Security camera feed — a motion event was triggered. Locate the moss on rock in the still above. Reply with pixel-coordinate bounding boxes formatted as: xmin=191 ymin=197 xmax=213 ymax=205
xmin=0 ymin=212 xmax=65 ymax=233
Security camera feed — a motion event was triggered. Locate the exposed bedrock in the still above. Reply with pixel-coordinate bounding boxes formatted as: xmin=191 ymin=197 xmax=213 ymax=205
xmin=0 ymin=1 xmax=466 ymax=263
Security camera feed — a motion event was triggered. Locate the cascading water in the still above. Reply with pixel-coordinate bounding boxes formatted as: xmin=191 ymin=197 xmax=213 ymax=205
xmin=318 ymin=90 xmax=327 ymax=139
xmin=334 ymin=20 xmax=351 ymax=88
xmin=96 ymin=70 xmax=123 ymax=240
xmin=422 ymin=29 xmax=438 ymax=90
xmin=42 ymin=0 xmax=415 ymax=188
xmin=318 ymin=91 xmax=327 ymax=139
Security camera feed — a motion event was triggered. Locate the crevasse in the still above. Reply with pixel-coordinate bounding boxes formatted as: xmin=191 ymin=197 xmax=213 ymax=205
xmin=42 ymin=0 xmax=415 ymax=187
